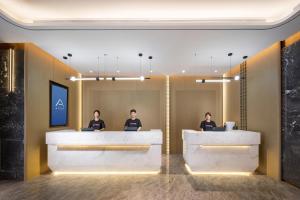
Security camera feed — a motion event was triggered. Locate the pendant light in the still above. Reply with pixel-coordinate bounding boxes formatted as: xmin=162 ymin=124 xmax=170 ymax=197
xmin=196 ymin=52 xmax=241 ymax=83
xmin=68 ymin=53 xmax=150 ymax=82
xmin=149 ymin=56 xmax=153 ymax=74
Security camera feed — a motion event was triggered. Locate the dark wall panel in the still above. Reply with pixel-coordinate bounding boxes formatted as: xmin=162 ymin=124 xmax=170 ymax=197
xmin=0 ymin=45 xmax=24 ymax=180
xmin=282 ymin=40 xmax=300 ymax=187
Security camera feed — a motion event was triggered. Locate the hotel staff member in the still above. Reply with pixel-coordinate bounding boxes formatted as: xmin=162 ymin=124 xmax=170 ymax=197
xmin=200 ymin=112 xmax=216 ymax=131
xmin=124 ymin=109 xmax=142 ymax=131
xmin=88 ymin=110 xmax=106 ymax=131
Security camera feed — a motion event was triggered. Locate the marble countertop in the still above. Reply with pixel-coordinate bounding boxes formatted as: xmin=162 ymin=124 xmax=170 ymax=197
xmin=46 ymin=129 xmax=163 ymax=145
xmin=182 ymin=129 xmax=260 ymax=145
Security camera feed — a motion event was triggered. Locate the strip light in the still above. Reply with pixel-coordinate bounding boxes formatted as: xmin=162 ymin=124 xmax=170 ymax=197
xmin=185 ymin=164 xmax=252 ymax=176
xmin=166 ymin=75 xmax=170 ymax=155
xmin=199 ymin=145 xmax=251 ymax=149
xmin=53 ymin=171 xmax=160 ymax=176
xmin=69 ymin=76 xmax=105 ymax=81
xmin=196 ymin=79 xmax=231 ymax=83
xmin=69 ymin=76 xmax=148 ymax=82
xmin=106 ymin=76 xmax=146 ymax=81
xmin=8 ymin=48 xmax=15 ymax=92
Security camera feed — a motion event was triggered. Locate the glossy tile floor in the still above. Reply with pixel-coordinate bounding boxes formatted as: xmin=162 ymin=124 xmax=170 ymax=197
xmin=1 ymin=155 xmax=300 ymax=200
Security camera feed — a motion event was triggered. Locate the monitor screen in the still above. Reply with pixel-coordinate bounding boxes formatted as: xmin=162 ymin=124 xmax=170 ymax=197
xmin=50 ymin=81 xmax=68 ymax=127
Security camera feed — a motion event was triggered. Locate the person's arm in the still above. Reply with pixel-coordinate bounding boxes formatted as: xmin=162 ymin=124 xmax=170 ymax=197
xmin=137 ymin=119 xmax=142 ymax=131
xmin=124 ymin=119 xmax=129 ymax=129
xmin=100 ymin=120 xmax=105 ymax=131
xmin=200 ymin=121 xmax=204 ymax=131
xmin=212 ymin=121 xmax=217 ymax=128
xmin=88 ymin=120 xmax=93 ymax=128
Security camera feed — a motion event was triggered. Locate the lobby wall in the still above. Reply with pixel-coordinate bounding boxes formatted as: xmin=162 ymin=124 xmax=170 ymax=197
xmin=246 ymin=42 xmax=282 ymax=179
xmin=0 ymin=44 xmax=25 ymax=180
xmin=223 ymin=32 xmax=300 ymax=180
xmin=82 ymin=76 xmax=167 ymax=153
xmin=24 ymin=43 xmax=80 ymax=180
xmin=281 ymin=33 xmax=300 ymax=187
xmin=223 ymin=65 xmax=240 ymax=126
xmin=170 ymin=76 xmax=223 ymax=154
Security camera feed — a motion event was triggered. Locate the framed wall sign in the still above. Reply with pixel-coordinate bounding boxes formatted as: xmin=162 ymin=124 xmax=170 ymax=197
xmin=49 ymin=81 xmax=68 ymax=127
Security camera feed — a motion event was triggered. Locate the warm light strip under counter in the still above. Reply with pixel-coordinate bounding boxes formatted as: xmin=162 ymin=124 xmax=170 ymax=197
xmin=53 ymin=171 xmax=160 ymax=176
xmin=185 ymin=164 xmax=251 ymax=176
xmin=57 ymin=145 xmax=151 ymax=151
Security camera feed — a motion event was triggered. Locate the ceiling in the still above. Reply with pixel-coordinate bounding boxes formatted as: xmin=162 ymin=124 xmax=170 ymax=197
xmin=0 ymin=0 xmax=299 ymax=28
xmin=0 ymin=1 xmax=299 ymax=76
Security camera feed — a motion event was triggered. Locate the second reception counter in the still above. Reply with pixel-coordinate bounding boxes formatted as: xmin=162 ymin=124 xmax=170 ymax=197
xmin=182 ymin=129 xmax=261 ymax=175
xmin=46 ymin=129 xmax=163 ymax=174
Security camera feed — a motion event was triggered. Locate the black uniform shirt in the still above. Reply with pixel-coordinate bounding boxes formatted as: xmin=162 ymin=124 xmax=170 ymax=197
xmin=124 ymin=118 xmax=142 ymax=128
xmin=200 ymin=120 xmax=216 ymax=131
xmin=88 ymin=119 xmax=105 ymax=130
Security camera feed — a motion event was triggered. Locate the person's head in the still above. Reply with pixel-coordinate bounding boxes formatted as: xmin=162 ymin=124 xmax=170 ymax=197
xmin=130 ymin=109 xmax=137 ymax=119
xmin=205 ymin=112 xmax=212 ymax=121
xmin=93 ymin=110 xmax=100 ymax=119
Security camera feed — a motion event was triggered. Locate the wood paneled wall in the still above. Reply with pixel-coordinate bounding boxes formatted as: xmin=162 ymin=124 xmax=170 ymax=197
xmin=82 ymin=76 xmax=167 ymax=153
xmin=223 ymin=65 xmax=240 ymax=126
xmin=246 ymin=42 xmax=281 ymax=179
xmin=170 ymin=76 xmax=223 ymax=154
xmin=24 ymin=43 xmax=80 ymax=180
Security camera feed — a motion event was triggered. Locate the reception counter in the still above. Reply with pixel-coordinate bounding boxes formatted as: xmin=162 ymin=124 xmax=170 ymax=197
xmin=46 ymin=129 xmax=163 ymax=174
xmin=182 ymin=130 xmax=260 ymax=175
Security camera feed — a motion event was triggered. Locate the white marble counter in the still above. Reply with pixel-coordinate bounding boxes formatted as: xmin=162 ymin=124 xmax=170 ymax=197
xmin=46 ymin=129 xmax=163 ymax=174
xmin=182 ymin=130 xmax=261 ymax=174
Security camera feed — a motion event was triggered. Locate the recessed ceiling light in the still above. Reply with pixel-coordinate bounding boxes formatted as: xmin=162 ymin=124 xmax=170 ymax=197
xmin=150 ymin=70 xmax=153 ymax=73
xmin=182 ymin=70 xmax=186 ymax=74
xmin=89 ymin=70 xmax=93 ymax=73
xmin=214 ymin=70 xmax=218 ymax=73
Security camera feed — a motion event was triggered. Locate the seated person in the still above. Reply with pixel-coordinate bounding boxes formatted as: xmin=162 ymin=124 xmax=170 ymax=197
xmin=200 ymin=112 xmax=216 ymax=131
xmin=88 ymin=110 xmax=105 ymax=131
xmin=124 ymin=109 xmax=142 ymax=131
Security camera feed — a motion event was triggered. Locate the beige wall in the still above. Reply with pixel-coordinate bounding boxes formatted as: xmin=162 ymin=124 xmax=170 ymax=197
xmin=223 ymin=43 xmax=281 ymax=179
xmin=82 ymin=76 xmax=166 ymax=152
xmin=223 ymin=65 xmax=240 ymax=125
xmin=222 ymin=32 xmax=300 ymax=180
xmin=170 ymin=76 xmax=223 ymax=154
xmin=246 ymin=43 xmax=281 ymax=179
xmin=24 ymin=43 xmax=80 ymax=180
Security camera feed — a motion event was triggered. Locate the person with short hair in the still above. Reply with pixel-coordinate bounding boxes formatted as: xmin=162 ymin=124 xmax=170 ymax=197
xmin=88 ymin=110 xmax=105 ymax=131
xmin=124 ymin=109 xmax=142 ymax=131
xmin=200 ymin=112 xmax=216 ymax=131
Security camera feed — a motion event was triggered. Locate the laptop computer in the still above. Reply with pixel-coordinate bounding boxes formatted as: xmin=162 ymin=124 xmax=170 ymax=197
xmin=124 ymin=127 xmax=138 ymax=131
xmin=211 ymin=127 xmax=226 ymax=131
xmin=81 ymin=128 xmax=94 ymax=131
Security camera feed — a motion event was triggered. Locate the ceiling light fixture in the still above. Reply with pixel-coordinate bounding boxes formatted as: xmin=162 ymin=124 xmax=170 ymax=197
xmin=196 ymin=79 xmax=231 ymax=83
xmin=138 ymin=53 xmax=144 ymax=82
xmin=148 ymin=56 xmax=153 ymax=73
xmin=196 ymin=53 xmax=239 ymax=84
xmin=68 ymin=54 xmax=150 ymax=82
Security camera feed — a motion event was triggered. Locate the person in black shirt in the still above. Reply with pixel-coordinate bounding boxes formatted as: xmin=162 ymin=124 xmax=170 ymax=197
xmin=200 ymin=112 xmax=216 ymax=131
xmin=88 ymin=110 xmax=105 ymax=131
xmin=124 ymin=109 xmax=142 ymax=131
